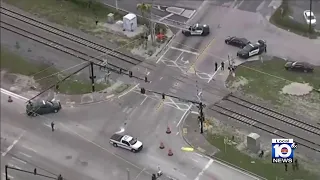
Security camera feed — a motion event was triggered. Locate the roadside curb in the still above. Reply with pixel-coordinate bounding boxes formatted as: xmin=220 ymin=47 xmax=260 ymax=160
xmin=179 ymin=115 xmax=267 ymax=180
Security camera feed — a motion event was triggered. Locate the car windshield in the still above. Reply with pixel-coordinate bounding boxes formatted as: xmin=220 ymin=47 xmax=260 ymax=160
xmin=129 ymin=138 xmax=137 ymax=145
xmin=243 ymin=45 xmax=252 ymax=51
xmin=308 ymin=16 xmax=315 ymax=20
xmin=307 ymin=14 xmax=315 ymax=20
xmin=46 ymin=101 xmax=54 ymax=106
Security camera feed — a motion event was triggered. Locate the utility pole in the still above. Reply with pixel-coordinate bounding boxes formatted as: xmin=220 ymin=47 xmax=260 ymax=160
xmin=5 ymin=165 xmax=8 ymax=180
xmin=90 ymin=62 xmax=96 ymax=92
xmin=309 ymin=0 xmax=313 ymax=34
xmin=199 ymin=102 xmax=205 ymax=134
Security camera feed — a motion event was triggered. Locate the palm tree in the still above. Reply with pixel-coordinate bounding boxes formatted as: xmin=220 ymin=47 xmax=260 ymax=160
xmin=136 ymin=3 xmax=154 ymax=47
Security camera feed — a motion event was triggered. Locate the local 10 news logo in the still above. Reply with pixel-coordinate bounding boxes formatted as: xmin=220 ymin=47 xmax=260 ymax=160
xmin=272 ymin=139 xmax=297 ymax=163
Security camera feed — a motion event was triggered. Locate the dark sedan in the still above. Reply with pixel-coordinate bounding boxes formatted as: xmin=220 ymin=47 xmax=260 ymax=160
xmin=26 ymin=100 xmax=61 ymax=116
xmin=225 ymin=36 xmax=250 ymax=48
xmin=285 ymin=61 xmax=314 ymax=73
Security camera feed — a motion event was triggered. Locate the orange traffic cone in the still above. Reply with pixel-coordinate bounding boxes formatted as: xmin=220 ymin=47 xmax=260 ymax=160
xmin=8 ymin=96 xmax=12 ymax=102
xmin=159 ymin=142 xmax=165 ymax=149
xmin=168 ymin=149 xmax=173 ymax=156
xmin=166 ymin=126 xmax=171 ymax=134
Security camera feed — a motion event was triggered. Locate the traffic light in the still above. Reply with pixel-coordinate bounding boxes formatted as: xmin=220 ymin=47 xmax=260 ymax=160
xmin=55 ymin=84 xmax=59 ymax=90
xmin=119 ymin=69 xmax=122 ymax=74
xmin=129 ymin=71 xmax=133 ymax=77
xmin=141 ymin=88 xmax=145 ymax=94
xmin=34 ymin=168 xmax=37 ymax=175
xmin=162 ymin=93 xmax=165 ymax=100
xmin=144 ymin=76 xmax=148 ymax=82
xmin=151 ymin=174 xmax=156 ymax=180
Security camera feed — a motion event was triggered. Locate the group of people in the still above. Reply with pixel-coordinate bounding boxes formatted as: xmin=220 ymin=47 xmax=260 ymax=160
xmin=284 ymin=159 xmax=299 ymax=172
xmin=214 ymin=61 xmax=236 ymax=74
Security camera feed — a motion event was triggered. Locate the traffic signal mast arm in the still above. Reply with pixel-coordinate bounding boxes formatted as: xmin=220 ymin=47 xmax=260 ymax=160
xmin=140 ymin=87 xmax=206 ymax=133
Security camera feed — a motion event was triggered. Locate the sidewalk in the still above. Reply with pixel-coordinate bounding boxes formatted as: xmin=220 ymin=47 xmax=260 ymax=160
xmin=2 ymin=80 xmax=131 ymax=106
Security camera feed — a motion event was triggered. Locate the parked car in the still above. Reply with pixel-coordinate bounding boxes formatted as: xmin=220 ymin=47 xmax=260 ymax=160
xmin=225 ymin=36 xmax=250 ymax=48
xmin=303 ymin=10 xmax=316 ymax=26
xmin=284 ymin=61 xmax=314 ymax=73
xmin=182 ymin=23 xmax=210 ymax=36
xmin=237 ymin=40 xmax=266 ymax=59
xmin=110 ymin=134 xmax=143 ymax=152
xmin=26 ymin=100 xmax=61 ymax=116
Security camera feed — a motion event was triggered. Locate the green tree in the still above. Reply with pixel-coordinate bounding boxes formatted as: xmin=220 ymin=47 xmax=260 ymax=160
xmin=136 ymin=3 xmax=154 ymax=48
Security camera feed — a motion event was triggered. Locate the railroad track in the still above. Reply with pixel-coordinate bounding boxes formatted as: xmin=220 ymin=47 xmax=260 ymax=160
xmin=0 ymin=7 xmax=155 ymax=70
xmin=209 ymin=104 xmax=320 ymax=152
xmin=1 ymin=20 xmax=151 ymax=81
xmin=224 ymin=94 xmax=320 ymax=136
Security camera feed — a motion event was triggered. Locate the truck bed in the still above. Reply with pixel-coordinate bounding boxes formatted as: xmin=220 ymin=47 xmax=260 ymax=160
xmin=110 ymin=134 xmax=123 ymax=142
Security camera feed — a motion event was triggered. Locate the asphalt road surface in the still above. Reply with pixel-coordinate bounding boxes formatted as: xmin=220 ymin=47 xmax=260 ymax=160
xmin=1 ymin=91 xmax=261 ymax=180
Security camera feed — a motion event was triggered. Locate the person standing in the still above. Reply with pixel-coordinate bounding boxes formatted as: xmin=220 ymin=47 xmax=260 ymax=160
xmin=221 ymin=61 xmax=225 ymax=71
xmin=215 ymin=62 xmax=218 ymax=71
xmin=51 ymin=122 xmax=55 ymax=132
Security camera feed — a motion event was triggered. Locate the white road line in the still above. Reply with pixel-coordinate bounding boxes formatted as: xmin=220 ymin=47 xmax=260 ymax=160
xmin=176 ymin=132 xmax=179 ymax=135
xmin=44 ymin=123 xmax=51 ymax=128
xmin=8 ymin=163 xmax=21 ymax=170
xmin=194 ymin=153 xmax=203 ymax=157
xmin=157 ymin=44 xmax=171 ymax=63
xmin=122 ymin=107 xmax=128 ymax=113
xmin=191 ymin=111 xmax=199 ymax=115
xmin=174 ymin=52 xmax=184 ymax=63
xmin=0 ymin=88 xmax=29 ymax=101
xmin=12 ymin=157 xmax=26 ymax=164
xmin=170 ymin=46 xmax=199 ymax=55
xmin=159 ymin=77 xmax=163 ymax=80
xmin=208 ymin=64 xmax=223 ymax=83
xmin=19 ymin=152 xmax=31 ymax=158
xmin=3 ymin=173 xmax=14 ymax=179
xmin=118 ymin=84 xmax=139 ymax=98
xmin=159 ymin=13 xmax=174 ymax=21
xmin=140 ymin=96 xmax=148 ymax=105
xmin=134 ymin=168 xmax=146 ymax=180
xmin=176 ymin=105 xmax=192 ymax=127
xmin=2 ymin=132 xmax=25 ymax=157
xmin=191 ymin=158 xmax=199 ymax=163
xmin=273 ymin=130 xmax=278 ymax=133
xmin=194 ymin=159 xmax=213 ymax=180
xmin=22 ymin=145 xmax=37 ymax=153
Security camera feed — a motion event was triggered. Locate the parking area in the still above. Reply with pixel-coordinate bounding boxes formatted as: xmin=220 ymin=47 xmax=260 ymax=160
xmin=289 ymin=0 xmax=320 ymax=30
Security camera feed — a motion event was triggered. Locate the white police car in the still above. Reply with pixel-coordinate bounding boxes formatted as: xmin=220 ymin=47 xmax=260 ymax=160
xmin=237 ymin=40 xmax=266 ymax=59
xmin=182 ymin=23 xmax=210 ymax=36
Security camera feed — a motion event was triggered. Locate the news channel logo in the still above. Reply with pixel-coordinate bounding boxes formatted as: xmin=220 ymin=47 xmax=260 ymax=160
xmin=272 ymin=139 xmax=297 ymax=163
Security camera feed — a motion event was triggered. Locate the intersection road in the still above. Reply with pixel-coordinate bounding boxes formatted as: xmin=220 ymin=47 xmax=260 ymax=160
xmin=1 ymin=90 xmax=261 ymax=180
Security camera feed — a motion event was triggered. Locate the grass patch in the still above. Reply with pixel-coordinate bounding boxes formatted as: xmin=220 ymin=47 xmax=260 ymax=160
xmin=227 ymin=57 xmax=320 ymax=104
xmin=269 ymin=0 xmax=320 ymax=38
xmin=3 ymin=0 xmax=167 ymax=36
xmin=206 ymin=134 xmax=319 ymax=180
xmin=114 ymin=84 xmax=130 ymax=94
xmin=4 ymin=0 xmax=124 ymax=30
xmin=1 ymin=46 xmax=108 ymax=94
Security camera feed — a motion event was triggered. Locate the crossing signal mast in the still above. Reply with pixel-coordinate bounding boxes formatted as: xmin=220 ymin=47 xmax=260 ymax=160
xmin=140 ymin=87 xmax=206 ymax=133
